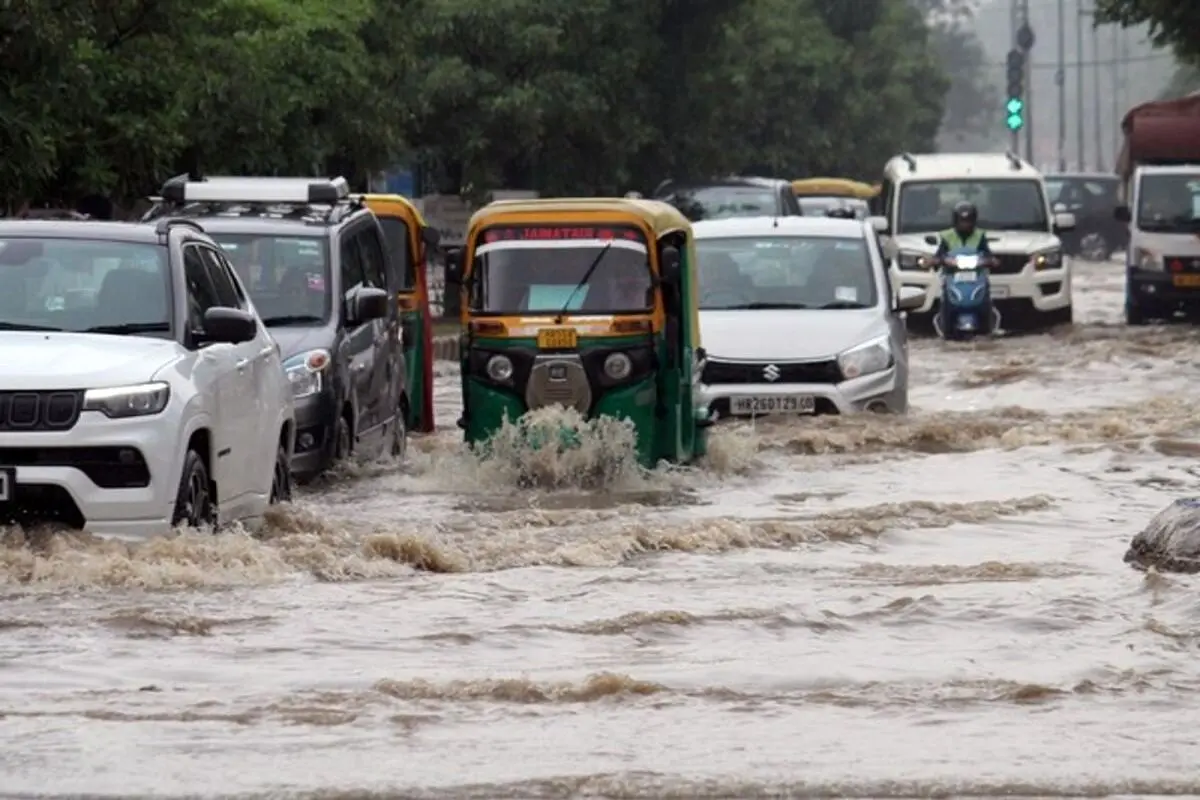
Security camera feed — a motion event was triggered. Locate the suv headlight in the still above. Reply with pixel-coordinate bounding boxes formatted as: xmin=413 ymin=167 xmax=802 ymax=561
xmin=1133 ymin=247 xmax=1161 ymax=271
xmin=83 ymin=382 xmax=170 ymax=418
xmin=897 ymin=251 xmax=932 ymax=270
xmin=838 ymin=336 xmax=892 ymax=380
xmin=1033 ymin=248 xmax=1063 ymax=269
xmin=283 ymin=349 xmax=330 ymax=399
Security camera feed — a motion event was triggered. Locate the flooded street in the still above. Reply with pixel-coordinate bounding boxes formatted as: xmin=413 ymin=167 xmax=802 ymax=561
xmin=7 ymin=260 xmax=1200 ymax=798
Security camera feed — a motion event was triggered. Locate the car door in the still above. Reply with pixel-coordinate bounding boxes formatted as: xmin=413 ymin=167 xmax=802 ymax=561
xmin=182 ymin=244 xmax=247 ymax=511
xmin=354 ymin=222 xmax=400 ymax=451
xmin=200 ymin=245 xmax=275 ymax=500
xmin=338 ymin=232 xmax=377 ymax=451
xmin=871 ymin=228 xmax=908 ymax=355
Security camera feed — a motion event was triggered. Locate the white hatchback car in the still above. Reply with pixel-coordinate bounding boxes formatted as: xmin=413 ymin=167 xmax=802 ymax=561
xmin=694 ymin=216 xmax=923 ymax=418
xmin=0 ymin=219 xmax=295 ymax=539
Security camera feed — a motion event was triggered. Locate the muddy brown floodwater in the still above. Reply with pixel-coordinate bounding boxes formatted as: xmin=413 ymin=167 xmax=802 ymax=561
xmin=5 ymin=262 xmax=1200 ymax=798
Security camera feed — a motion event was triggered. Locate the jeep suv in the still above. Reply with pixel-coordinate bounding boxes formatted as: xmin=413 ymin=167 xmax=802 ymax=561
xmin=144 ymin=175 xmax=406 ymax=481
xmin=1044 ymin=172 xmax=1127 ymax=261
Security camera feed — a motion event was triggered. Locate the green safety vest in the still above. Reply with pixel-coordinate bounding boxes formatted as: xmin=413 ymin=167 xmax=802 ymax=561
xmin=940 ymin=228 xmax=985 ymax=250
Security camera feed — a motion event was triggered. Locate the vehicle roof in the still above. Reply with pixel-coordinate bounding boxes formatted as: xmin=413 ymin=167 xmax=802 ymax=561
xmin=359 ymin=193 xmax=428 ymax=226
xmin=468 ymin=197 xmax=691 ymax=234
xmin=791 ymin=178 xmax=878 ymax=198
xmin=691 ymin=216 xmax=865 ymax=239
xmin=884 ymin=152 xmax=1041 ymax=180
xmin=178 ymin=216 xmax=332 ymax=237
xmin=1045 ymin=172 xmax=1119 ymax=181
xmin=1134 ymin=164 xmax=1200 ymax=174
xmin=0 ymin=220 xmax=165 ymax=243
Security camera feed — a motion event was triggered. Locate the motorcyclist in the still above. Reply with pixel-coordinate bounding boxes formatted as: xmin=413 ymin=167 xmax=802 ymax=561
xmin=934 ymin=200 xmax=994 ymax=266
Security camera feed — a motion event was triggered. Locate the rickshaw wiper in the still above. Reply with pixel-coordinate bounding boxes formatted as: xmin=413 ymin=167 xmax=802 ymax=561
xmin=555 ymin=241 xmax=614 ymax=324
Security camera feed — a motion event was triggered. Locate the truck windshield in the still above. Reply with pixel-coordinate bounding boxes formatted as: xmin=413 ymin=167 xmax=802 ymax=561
xmin=1135 ymin=174 xmax=1200 ymax=232
xmin=469 ymin=225 xmax=653 ymax=314
xmin=896 ymin=179 xmax=1050 ymax=234
xmin=213 ymin=234 xmax=331 ymax=325
xmin=0 ymin=238 xmax=171 ymax=336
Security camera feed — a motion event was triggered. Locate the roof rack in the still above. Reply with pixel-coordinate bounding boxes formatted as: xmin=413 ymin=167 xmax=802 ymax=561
xmin=900 ymin=153 xmax=917 ymax=172
xmin=1004 ymin=151 xmax=1023 ymax=170
xmin=159 ymin=174 xmax=350 ymax=205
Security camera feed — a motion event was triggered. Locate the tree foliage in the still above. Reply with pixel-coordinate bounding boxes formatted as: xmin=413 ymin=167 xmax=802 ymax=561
xmin=3 ymin=0 xmax=956 ymax=209
xmin=1093 ymin=0 xmax=1200 ymax=63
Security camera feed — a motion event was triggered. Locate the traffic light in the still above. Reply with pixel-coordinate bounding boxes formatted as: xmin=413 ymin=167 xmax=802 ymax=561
xmin=1005 ymin=49 xmax=1025 ymax=131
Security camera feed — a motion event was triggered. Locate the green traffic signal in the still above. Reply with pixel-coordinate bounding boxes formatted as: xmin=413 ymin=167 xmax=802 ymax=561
xmin=1006 ymin=97 xmax=1023 ymax=114
xmin=1006 ymin=113 xmax=1024 ymax=131
xmin=1005 ymin=96 xmax=1024 ymax=130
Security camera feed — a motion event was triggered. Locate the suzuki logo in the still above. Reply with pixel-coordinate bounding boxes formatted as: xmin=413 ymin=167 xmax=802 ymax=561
xmin=763 ymin=364 xmax=781 ymax=381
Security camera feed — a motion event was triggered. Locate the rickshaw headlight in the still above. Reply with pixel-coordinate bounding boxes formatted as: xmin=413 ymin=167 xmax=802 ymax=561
xmin=486 ymin=354 xmax=514 ymax=382
xmin=604 ymin=352 xmax=633 ymax=380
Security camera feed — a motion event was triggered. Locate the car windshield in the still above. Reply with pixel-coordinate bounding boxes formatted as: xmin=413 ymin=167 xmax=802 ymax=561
xmin=470 ymin=225 xmax=653 ymax=314
xmin=696 ymin=235 xmax=877 ymax=310
xmin=213 ymin=234 xmax=331 ymax=324
xmin=1135 ymin=174 xmax=1200 ymax=233
xmin=661 ymin=186 xmax=778 ymax=221
xmin=896 ymin=179 xmax=1050 ymax=234
xmin=797 ymin=197 xmax=870 ymax=218
xmin=0 ymin=237 xmax=171 ymax=336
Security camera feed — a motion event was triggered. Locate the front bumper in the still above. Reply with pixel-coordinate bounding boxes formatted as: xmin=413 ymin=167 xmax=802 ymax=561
xmin=289 ymin=390 xmax=338 ymax=477
xmin=1127 ymin=267 xmax=1200 ymax=309
xmin=699 ymin=366 xmax=901 ymax=416
xmin=0 ymin=411 xmax=181 ymax=540
xmin=896 ymin=260 xmax=1071 ymax=315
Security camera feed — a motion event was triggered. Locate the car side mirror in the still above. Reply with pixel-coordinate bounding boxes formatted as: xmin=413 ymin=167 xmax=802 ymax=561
xmin=444 ymin=248 xmax=464 ymax=284
xmin=347 ymin=287 xmax=390 ymax=324
xmin=1053 ymin=211 xmax=1076 ymax=233
xmin=868 ymin=215 xmax=889 ymax=234
xmin=923 ymin=234 xmax=939 ymax=246
xmin=1114 ymin=205 xmax=1131 ymax=222
xmin=203 ymin=307 xmax=257 ymax=344
xmin=660 ymin=246 xmax=681 ymax=284
xmin=896 ymin=286 xmax=925 ymax=312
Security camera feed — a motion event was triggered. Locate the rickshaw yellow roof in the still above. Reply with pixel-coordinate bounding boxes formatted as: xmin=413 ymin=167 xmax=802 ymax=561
xmin=468 ymin=197 xmax=691 ymax=236
xmin=358 ymin=193 xmax=428 ymax=226
xmin=790 ymin=178 xmax=879 ymax=199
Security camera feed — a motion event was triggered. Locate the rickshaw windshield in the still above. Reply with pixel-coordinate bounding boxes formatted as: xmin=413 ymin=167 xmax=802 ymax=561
xmin=469 ymin=224 xmax=654 ymax=314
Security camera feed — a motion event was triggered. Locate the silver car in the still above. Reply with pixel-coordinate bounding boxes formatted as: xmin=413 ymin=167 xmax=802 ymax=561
xmin=693 ymin=216 xmax=924 ymax=418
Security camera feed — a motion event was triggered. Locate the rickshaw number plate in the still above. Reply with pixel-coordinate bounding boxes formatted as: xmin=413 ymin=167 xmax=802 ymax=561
xmin=537 ymin=327 xmax=577 ymax=349
xmin=729 ymin=395 xmax=816 ymax=416
xmin=1173 ymin=275 xmax=1200 ymax=288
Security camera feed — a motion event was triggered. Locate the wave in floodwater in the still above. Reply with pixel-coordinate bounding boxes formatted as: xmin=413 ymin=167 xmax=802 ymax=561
xmin=0 ymin=494 xmax=1053 ymax=591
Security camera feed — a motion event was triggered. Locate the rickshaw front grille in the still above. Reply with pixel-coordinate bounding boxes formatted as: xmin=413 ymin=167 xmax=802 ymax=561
xmin=527 ymin=357 xmax=591 ymax=414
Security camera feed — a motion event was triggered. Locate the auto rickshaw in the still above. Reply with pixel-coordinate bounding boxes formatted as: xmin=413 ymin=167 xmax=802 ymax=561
xmin=444 ymin=197 xmax=709 ymax=468
xmin=360 ymin=194 xmax=440 ymax=432
xmin=791 ymin=178 xmax=879 ymax=218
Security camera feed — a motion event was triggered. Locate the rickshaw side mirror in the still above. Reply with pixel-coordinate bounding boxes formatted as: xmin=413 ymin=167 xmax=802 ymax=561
xmin=444 ymin=247 xmax=464 ymax=284
xmin=923 ymin=234 xmax=939 ymax=246
xmin=421 ymin=226 xmax=441 ymax=248
xmin=660 ymin=246 xmax=681 ymax=284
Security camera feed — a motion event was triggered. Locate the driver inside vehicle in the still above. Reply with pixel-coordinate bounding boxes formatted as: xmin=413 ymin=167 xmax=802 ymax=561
xmin=698 ymin=251 xmax=753 ymax=304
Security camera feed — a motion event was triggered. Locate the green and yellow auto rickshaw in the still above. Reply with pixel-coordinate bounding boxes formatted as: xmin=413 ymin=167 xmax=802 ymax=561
xmin=360 ymin=194 xmax=440 ymax=432
xmin=444 ymin=197 xmax=710 ymax=467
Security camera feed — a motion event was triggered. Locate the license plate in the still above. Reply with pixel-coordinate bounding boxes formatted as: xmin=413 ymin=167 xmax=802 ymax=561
xmin=953 ymin=271 xmax=977 ymax=282
xmin=729 ymin=395 xmax=816 ymax=416
xmin=0 ymin=468 xmax=13 ymax=502
xmin=536 ymin=327 xmax=577 ymax=350
xmin=1173 ymin=275 xmax=1200 ymax=288
xmin=990 ymin=285 xmax=1009 ymax=298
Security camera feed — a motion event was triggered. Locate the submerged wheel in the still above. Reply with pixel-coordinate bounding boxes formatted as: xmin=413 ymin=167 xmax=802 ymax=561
xmin=391 ymin=405 xmax=408 ymax=460
xmin=270 ymin=442 xmax=292 ymax=503
xmin=333 ymin=415 xmax=352 ymax=462
xmin=172 ymin=449 xmax=216 ymax=528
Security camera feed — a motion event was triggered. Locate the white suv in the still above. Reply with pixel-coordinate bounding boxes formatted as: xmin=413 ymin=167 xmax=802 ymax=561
xmin=0 ymin=218 xmax=295 ymax=540
xmin=873 ymin=152 xmax=1077 ymax=330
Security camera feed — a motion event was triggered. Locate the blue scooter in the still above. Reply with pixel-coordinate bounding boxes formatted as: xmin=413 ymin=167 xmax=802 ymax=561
xmin=932 ymin=246 xmax=1003 ymax=341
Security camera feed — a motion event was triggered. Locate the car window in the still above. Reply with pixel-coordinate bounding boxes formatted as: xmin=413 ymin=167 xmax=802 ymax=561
xmin=868 ymin=229 xmax=892 ymax=297
xmin=183 ymin=244 xmax=221 ymax=329
xmin=356 ymin=226 xmax=388 ymax=290
xmin=212 ymin=234 xmax=331 ymax=325
xmin=377 ymin=217 xmax=414 ymax=290
xmin=340 ymin=235 xmax=366 ymax=292
xmin=0 ymin=237 xmax=171 ymax=337
xmin=198 ymin=246 xmax=241 ymax=308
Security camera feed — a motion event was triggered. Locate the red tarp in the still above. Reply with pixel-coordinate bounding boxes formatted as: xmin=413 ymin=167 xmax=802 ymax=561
xmin=1117 ymin=94 xmax=1200 ymax=178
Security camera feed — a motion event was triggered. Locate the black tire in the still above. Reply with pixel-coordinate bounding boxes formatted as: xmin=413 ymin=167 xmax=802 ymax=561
xmin=1125 ymin=301 xmax=1148 ymax=326
xmin=391 ymin=405 xmax=408 ymax=460
xmin=171 ymin=449 xmax=216 ymax=528
xmin=270 ymin=442 xmax=292 ymax=504
xmin=333 ymin=415 xmax=352 ymax=463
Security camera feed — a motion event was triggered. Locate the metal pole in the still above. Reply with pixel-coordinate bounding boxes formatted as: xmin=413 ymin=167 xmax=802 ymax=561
xmin=1075 ymin=1 xmax=1085 ymax=169
xmin=1022 ymin=0 xmax=1033 ymax=162
xmin=1056 ymin=0 xmax=1066 ymax=171
xmin=1092 ymin=22 xmax=1104 ymax=170
xmin=1110 ymin=26 xmax=1121 ymax=167
xmin=1011 ymin=0 xmax=1020 ymax=154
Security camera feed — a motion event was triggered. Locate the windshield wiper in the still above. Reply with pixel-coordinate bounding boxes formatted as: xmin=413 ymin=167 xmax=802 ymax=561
xmin=555 ymin=241 xmax=614 ymax=324
xmin=816 ymin=301 xmax=870 ymax=309
xmin=0 ymin=322 xmax=63 ymax=332
xmin=83 ymin=322 xmax=170 ymax=335
xmin=726 ymin=302 xmax=810 ymax=309
xmin=261 ymin=314 xmax=323 ymax=326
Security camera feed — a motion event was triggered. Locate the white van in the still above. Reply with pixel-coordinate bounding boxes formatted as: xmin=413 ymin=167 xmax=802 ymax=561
xmin=870 ymin=152 xmax=1076 ymax=329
